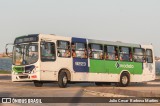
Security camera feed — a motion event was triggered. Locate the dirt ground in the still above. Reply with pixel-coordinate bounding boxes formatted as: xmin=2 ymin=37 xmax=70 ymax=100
xmin=0 ymin=74 xmax=160 ymax=106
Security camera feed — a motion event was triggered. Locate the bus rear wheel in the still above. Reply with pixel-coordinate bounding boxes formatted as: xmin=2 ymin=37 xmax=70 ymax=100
xmin=34 ymin=81 xmax=43 ymax=87
xmin=117 ymin=72 xmax=130 ymax=87
xmin=58 ymin=72 xmax=68 ymax=88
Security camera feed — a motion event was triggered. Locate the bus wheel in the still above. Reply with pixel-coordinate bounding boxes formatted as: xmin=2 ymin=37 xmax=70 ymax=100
xmin=34 ymin=81 xmax=43 ymax=87
xmin=119 ymin=72 xmax=130 ymax=87
xmin=58 ymin=72 xmax=68 ymax=88
xmin=95 ymin=82 xmax=103 ymax=86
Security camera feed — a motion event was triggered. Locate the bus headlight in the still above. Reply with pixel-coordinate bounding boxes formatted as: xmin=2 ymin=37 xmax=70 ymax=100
xmin=25 ymin=65 xmax=35 ymax=73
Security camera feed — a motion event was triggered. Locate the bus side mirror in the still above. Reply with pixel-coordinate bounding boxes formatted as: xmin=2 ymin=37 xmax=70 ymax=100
xmin=5 ymin=43 xmax=13 ymax=58
xmin=6 ymin=48 xmax=8 ymax=56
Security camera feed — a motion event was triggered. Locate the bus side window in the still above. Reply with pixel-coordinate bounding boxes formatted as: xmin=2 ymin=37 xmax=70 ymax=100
xmin=57 ymin=40 xmax=71 ymax=58
xmin=105 ymin=45 xmax=118 ymax=60
xmin=41 ymin=42 xmax=56 ymax=61
xmin=119 ymin=47 xmax=131 ymax=61
xmin=89 ymin=44 xmax=103 ymax=60
xmin=133 ymin=48 xmax=145 ymax=62
xmin=146 ymin=49 xmax=153 ymax=63
xmin=72 ymin=43 xmax=87 ymax=58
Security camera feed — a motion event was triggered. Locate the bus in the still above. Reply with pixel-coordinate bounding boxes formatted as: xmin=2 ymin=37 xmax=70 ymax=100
xmin=6 ymin=34 xmax=155 ymax=88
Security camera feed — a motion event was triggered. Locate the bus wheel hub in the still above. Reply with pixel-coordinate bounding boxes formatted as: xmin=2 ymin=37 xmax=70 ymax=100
xmin=122 ymin=76 xmax=128 ymax=84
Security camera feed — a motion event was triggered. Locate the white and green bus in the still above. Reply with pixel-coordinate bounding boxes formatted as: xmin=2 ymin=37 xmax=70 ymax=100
xmin=6 ymin=34 xmax=155 ymax=88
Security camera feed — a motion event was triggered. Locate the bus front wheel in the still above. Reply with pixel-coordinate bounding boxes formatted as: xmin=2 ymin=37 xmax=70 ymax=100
xmin=34 ymin=81 xmax=43 ymax=87
xmin=58 ymin=72 xmax=68 ymax=88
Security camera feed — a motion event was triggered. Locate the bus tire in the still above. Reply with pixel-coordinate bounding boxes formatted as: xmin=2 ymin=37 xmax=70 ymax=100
xmin=34 ymin=81 xmax=43 ymax=87
xmin=119 ymin=72 xmax=130 ymax=87
xmin=58 ymin=71 xmax=68 ymax=88
xmin=95 ymin=82 xmax=103 ymax=86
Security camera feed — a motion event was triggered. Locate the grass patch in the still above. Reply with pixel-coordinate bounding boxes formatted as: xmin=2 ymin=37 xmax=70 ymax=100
xmin=0 ymin=70 xmax=11 ymax=74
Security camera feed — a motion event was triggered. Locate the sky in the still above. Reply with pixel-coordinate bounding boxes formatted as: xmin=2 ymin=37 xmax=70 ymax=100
xmin=0 ymin=0 xmax=160 ymax=56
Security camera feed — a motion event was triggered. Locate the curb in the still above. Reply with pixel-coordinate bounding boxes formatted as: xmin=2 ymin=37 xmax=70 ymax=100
xmin=147 ymin=82 xmax=160 ymax=85
xmin=0 ymin=74 xmax=11 ymax=76
xmin=0 ymin=80 xmax=11 ymax=82
xmin=83 ymin=89 xmax=132 ymax=97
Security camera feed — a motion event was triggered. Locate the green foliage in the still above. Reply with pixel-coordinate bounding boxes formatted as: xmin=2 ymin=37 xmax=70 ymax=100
xmin=0 ymin=70 xmax=11 ymax=74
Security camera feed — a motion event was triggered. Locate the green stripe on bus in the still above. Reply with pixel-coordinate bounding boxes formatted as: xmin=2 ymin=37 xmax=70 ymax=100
xmin=13 ymin=66 xmax=24 ymax=73
xmin=89 ymin=59 xmax=143 ymax=74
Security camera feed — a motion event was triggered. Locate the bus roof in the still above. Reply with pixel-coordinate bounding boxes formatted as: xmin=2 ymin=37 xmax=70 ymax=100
xmin=16 ymin=34 xmax=141 ymax=47
xmin=88 ymin=39 xmax=140 ymax=47
xmin=16 ymin=34 xmax=39 ymax=38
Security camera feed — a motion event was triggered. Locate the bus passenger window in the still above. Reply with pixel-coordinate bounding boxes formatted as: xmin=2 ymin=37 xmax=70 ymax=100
xmin=119 ymin=47 xmax=131 ymax=61
xmin=41 ymin=42 xmax=56 ymax=61
xmin=133 ymin=48 xmax=145 ymax=62
xmin=72 ymin=43 xmax=87 ymax=58
xmin=89 ymin=44 xmax=103 ymax=59
xmin=105 ymin=45 xmax=118 ymax=60
xmin=146 ymin=49 xmax=153 ymax=63
xmin=57 ymin=40 xmax=71 ymax=58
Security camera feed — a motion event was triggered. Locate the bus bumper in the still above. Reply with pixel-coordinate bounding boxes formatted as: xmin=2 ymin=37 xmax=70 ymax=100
xmin=12 ymin=73 xmax=40 ymax=82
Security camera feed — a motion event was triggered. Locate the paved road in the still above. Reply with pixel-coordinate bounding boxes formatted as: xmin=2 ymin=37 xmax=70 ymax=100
xmin=0 ymin=75 xmax=160 ymax=106
xmin=0 ymin=74 xmax=11 ymax=80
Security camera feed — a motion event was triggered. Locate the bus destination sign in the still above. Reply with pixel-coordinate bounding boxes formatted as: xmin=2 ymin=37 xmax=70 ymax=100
xmin=14 ymin=36 xmax=38 ymax=44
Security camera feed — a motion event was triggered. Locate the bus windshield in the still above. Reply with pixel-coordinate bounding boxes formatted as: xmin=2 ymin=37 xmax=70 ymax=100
xmin=13 ymin=43 xmax=38 ymax=65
